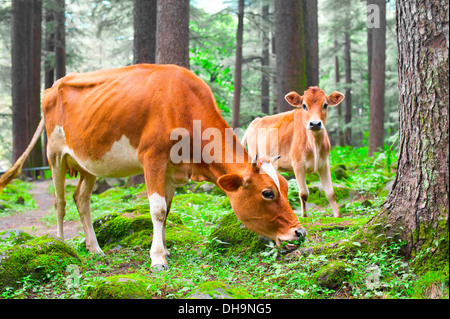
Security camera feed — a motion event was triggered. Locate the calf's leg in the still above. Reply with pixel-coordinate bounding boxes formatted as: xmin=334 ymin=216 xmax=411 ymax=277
xmin=294 ymin=164 xmax=309 ymax=217
xmin=318 ymin=161 xmax=341 ymax=218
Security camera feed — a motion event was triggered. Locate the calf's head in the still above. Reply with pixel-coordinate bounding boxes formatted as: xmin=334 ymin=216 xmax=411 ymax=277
xmin=217 ymin=156 xmax=305 ymax=247
xmin=285 ymin=86 xmax=345 ymax=132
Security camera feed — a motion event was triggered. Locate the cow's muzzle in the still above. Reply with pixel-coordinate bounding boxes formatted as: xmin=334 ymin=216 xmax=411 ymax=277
xmin=308 ymin=121 xmax=323 ymax=130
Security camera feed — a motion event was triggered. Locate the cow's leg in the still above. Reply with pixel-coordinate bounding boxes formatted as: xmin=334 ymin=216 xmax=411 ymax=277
xmin=163 ymin=182 xmax=175 ymax=258
xmin=73 ymin=172 xmax=103 ymax=253
xmin=318 ymin=160 xmax=341 ymax=218
xmin=52 ymin=162 xmax=67 ymax=239
xmin=143 ymin=161 xmax=170 ymax=271
xmin=293 ymin=164 xmax=309 ymax=217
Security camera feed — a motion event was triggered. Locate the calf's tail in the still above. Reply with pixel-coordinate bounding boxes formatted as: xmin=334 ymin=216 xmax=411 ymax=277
xmin=0 ymin=117 xmax=46 ymax=192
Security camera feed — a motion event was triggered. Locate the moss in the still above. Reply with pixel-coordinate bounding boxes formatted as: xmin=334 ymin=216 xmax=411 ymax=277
xmin=206 ymin=212 xmax=270 ymax=256
xmin=409 ymin=268 xmax=449 ymax=299
xmin=185 ymin=281 xmax=254 ymax=299
xmin=410 ymin=218 xmax=449 ymax=275
xmin=0 ymin=234 xmax=81 ymax=291
xmin=84 ymin=273 xmax=157 ymax=299
xmin=312 ymin=260 xmax=354 ymax=290
xmin=92 ymin=204 xmax=201 ymax=251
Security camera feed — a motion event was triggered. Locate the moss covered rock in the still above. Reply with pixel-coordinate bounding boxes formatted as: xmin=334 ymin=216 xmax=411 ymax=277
xmin=312 ymin=260 xmax=353 ymax=290
xmin=84 ymin=273 xmax=157 ymax=299
xmin=185 ymin=281 xmax=253 ymax=299
xmin=207 ymin=212 xmax=270 ymax=256
xmin=93 ymin=204 xmax=202 ymax=251
xmin=0 ymin=234 xmax=81 ymax=291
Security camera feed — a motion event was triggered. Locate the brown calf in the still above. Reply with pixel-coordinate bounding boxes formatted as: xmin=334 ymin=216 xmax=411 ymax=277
xmin=243 ymin=86 xmax=345 ymax=218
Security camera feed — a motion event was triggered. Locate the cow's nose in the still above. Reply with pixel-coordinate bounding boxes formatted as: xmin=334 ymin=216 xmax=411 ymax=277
xmin=295 ymin=228 xmax=307 ymax=238
xmin=309 ymin=121 xmax=322 ymax=130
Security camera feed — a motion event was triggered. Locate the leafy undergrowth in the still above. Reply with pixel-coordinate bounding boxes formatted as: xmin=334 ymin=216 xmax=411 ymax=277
xmin=1 ymin=146 xmax=448 ymax=299
xmin=0 ymin=179 xmax=36 ymax=217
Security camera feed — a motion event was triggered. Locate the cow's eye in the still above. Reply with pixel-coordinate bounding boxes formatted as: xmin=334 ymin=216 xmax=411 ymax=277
xmin=323 ymin=103 xmax=328 ymax=110
xmin=302 ymin=104 xmax=308 ymax=111
xmin=262 ymin=189 xmax=275 ymax=200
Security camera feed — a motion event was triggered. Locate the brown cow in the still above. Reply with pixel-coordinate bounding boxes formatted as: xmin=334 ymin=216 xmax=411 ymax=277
xmin=243 ymin=86 xmax=345 ymax=218
xmin=0 ymin=64 xmax=305 ymax=270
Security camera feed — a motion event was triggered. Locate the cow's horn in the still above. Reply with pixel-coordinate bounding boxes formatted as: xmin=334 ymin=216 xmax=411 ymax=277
xmin=251 ymin=154 xmax=259 ymax=170
xmin=272 ymin=155 xmax=281 ymax=163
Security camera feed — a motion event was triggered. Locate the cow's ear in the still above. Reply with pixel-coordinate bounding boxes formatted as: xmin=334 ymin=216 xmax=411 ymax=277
xmin=327 ymin=91 xmax=345 ymax=106
xmin=217 ymin=174 xmax=243 ymax=192
xmin=284 ymin=91 xmax=303 ymax=108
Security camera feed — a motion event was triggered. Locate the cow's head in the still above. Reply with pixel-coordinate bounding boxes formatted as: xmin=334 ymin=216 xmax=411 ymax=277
xmin=285 ymin=86 xmax=345 ymax=132
xmin=217 ymin=155 xmax=305 ymax=248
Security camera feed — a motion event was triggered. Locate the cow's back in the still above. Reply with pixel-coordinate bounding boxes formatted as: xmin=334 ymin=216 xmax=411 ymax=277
xmin=43 ymin=64 xmax=224 ymax=177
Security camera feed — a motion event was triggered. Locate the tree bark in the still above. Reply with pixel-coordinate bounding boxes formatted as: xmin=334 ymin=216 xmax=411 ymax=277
xmin=302 ymin=0 xmax=318 ymax=87
xmin=334 ymin=39 xmax=345 ymax=147
xmin=364 ymin=0 xmax=449 ymax=271
xmin=43 ymin=1 xmax=55 ymax=90
xmin=368 ymin=0 xmax=386 ymax=156
xmin=133 ymin=0 xmax=156 ymax=64
xmin=54 ymin=0 xmax=65 ymax=80
xmin=260 ymin=4 xmax=270 ymax=115
xmin=11 ymin=0 xmax=43 ymax=170
xmin=232 ymin=0 xmax=244 ymax=129
xmin=344 ymin=31 xmax=352 ymax=145
xmin=274 ymin=0 xmax=307 ymax=113
xmin=156 ymin=0 xmax=190 ymax=69
xmin=367 ymin=0 xmax=373 ymax=98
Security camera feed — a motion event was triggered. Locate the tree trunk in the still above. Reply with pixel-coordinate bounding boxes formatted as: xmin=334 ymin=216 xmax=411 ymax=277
xmin=260 ymin=4 xmax=270 ymax=115
xmin=133 ymin=0 xmax=156 ymax=64
xmin=54 ymin=0 xmax=65 ymax=80
xmin=43 ymin=1 xmax=55 ymax=90
xmin=274 ymin=0 xmax=307 ymax=113
xmin=232 ymin=0 xmax=244 ymax=129
xmin=364 ymin=0 xmax=449 ymax=272
xmin=367 ymin=0 xmax=373 ymax=98
xmin=11 ymin=0 xmax=43 ymax=171
xmin=368 ymin=0 xmax=386 ymax=156
xmin=344 ymin=31 xmax=352 ymax=145
xmin=302 ymin=0 xmax=318 ymax=87
xmin=156 ymin=0 xmax=190 ymax=69
xmin=334 ymin=39 xmax=344 ymax=147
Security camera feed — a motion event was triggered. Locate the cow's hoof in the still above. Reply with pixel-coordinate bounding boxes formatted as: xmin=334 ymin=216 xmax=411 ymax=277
xmin=152 ymin=264 xmax=169 ymax=272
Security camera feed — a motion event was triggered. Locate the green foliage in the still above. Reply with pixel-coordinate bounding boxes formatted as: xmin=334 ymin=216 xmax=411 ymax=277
xmin=0 ymin=179 xmax=36 ymax=216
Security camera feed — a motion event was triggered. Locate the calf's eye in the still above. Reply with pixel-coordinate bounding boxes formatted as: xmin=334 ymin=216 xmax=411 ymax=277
xmin=323 ymin=103 xmax=328 ymax=110
xmin=302 ymin=104 xmax=308 ymax=111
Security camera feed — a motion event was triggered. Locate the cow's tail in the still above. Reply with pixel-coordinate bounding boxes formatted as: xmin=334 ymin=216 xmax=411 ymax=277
xmin=0 ymin=117 xmax=46 ymax=193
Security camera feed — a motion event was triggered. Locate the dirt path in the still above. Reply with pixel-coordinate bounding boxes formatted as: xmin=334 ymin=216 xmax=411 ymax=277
xmin=0 ymin=179 xmax=81 ymax=239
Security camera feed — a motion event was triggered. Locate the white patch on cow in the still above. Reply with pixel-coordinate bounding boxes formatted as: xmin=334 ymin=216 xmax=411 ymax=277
xmin=148 ymin=193 xmax=168 ymax=267
xmin=260 ymin=162 xmax=281 ymax=193
xmin=48 ymin=125 xmax=143 ymax=178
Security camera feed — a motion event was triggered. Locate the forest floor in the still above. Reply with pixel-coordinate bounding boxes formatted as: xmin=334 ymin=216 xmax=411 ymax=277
xmin=0 ymin=179 xmax=79 ymax=239
xmin=1 ymin=146 xmax=447 ymax=300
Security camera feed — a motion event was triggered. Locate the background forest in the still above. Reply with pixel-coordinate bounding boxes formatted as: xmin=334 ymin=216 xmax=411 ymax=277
xmin=0 ymin=0 xmax=398 ymax=170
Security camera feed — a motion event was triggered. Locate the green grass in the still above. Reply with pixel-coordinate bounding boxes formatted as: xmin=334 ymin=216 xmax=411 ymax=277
xmin=0 ymin=179 xmax=36 ymax=216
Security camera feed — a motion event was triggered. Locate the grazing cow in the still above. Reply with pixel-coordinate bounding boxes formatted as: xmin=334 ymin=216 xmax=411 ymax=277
xmin=242 ymin=87 xmax=345 ymax=218
xmin=0 ymin=64 xmax=306 ymax=270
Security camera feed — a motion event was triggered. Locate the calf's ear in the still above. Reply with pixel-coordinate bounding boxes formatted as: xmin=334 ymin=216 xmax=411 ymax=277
xmin=217 ymin=174 xmax=244 ymax=192
xmin=284 ymin=91 xmax=303 ymax=108
xmin=327 ymin=91 xmax=345 ymax=106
